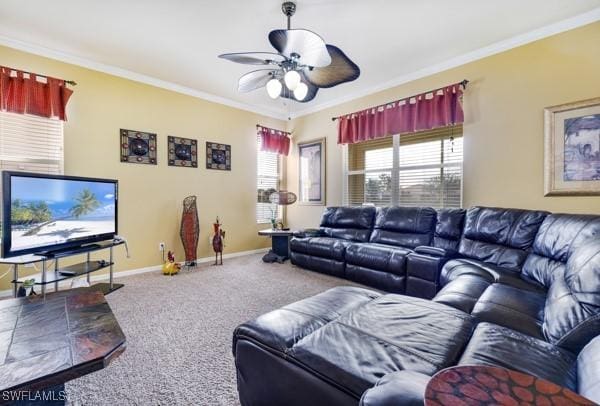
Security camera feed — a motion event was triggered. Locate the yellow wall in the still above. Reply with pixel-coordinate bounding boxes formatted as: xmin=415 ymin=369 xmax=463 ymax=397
xmin=286 ymin=21 xmax=600 ymax=229
xmin=0 ymin=45 xmax=285 ymax=292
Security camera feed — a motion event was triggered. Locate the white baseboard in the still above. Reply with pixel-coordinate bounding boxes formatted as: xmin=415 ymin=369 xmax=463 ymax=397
xmin=0 ymin=247 xmax=269 ymax=298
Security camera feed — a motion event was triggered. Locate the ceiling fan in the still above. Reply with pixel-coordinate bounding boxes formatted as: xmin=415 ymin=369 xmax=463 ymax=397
xmin=218 ymin=1 xmax=360 ymax=103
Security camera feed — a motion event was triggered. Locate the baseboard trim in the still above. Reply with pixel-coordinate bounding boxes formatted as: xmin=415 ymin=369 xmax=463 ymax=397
xmin=0 ymin=247 xmax=269 ymax=298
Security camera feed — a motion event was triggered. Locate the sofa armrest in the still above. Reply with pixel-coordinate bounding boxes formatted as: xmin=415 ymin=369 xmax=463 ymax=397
xmin=406 ymin=250 xmax=456 ymax=299
xmin=360 ymin=370 xmax=429 ymax=406
xmin=414 ymin=246 xmax=457 ymax=258
xmin=293 ymin=228 xmax=323 ymax=238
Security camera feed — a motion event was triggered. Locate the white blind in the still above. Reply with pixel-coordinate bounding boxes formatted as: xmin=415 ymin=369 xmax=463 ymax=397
xmin=256 ymin=133 xmax=280 ymax=223
xmin=344 ymin=125 xmax=462 ymax=208
xmin=0 ymin=111 xmax=64 ymax=174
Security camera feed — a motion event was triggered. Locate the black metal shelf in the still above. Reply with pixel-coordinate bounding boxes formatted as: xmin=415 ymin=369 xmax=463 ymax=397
xmin=13 ymin=260 xmax=114 ymax=285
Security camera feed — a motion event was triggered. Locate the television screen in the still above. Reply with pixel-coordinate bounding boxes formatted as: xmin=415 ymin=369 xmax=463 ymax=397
xmin=2 ymin=172 xmax=118 ymax=257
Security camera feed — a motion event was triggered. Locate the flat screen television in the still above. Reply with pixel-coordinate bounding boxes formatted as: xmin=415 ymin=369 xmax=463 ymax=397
xmin=1 ymin=171 xmax=118 ymax=258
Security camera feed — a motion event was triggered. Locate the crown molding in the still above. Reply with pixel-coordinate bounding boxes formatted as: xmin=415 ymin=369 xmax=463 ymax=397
xmin=0 ymin=35 xmax=288 ymax=121
xmin=1 ymin=6 xmax=598 ymax=122
xmin=290 ymin=6 xmax=600 ymax=119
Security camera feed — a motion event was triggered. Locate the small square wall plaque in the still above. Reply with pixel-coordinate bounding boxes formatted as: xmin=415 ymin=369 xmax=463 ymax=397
xmin=120 ymin=129 xmax=157 ymax=165
xmin=206 ymin=142 xmax=231 ymax=171
xmin=168 ymin=136 xmax=198 ymax=168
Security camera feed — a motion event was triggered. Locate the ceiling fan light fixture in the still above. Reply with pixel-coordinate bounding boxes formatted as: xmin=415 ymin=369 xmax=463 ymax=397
xmin=266 ymin=78 xmax=282 ymax=99
xmin=293 ymin=82 xmax=308 ymax=101
xmin=284 ymin=70 xmax=301 ymax=91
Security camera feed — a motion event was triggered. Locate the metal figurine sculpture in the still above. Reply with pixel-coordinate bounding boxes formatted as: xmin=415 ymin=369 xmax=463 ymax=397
xmin=180 ymin=196 xmax=199 ymax=266
xmin=212 ymin=217 xmax=225 ymax=265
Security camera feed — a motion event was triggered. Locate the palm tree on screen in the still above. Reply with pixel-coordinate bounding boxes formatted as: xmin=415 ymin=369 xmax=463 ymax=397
xmin=23 ymin=189 xmax=100 ymax=236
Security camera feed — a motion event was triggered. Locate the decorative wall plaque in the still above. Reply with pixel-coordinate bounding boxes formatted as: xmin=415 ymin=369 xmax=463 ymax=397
xmin=206 ymin=142 xmax=231 ymax=171
xmin=120 ymin=129 xmax=157 ymax=165
xmin=168 ymin=136 xmax=198 ymax=167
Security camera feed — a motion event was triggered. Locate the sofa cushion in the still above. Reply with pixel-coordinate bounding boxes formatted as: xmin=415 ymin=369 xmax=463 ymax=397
xmin=290 ymin=236 xmax=350 ymax=261
xmin=288 ymin=295 xmax=474 ymax=397
xmin=543 ymin=241 xmax=600 ymax=353
xmin=578 ymin=336 xmax=600 ymax=404
xmin=433 ymin=208 xmax=466 ymax=251
xmin=522 ymin=214 xmax=600 ymax=287
xmin=359 ymin=370 xmax=429 ymax=406
xmin=233 ymin=286 xmax=381 ymax=356
xmin=471 ymin=284 xmax=546 ymax=339
xmin=440 ymin=258 xmax=544 ymax=292
xmin=458 ymin=323 xmax=577 ymax=390
xmin=435 ymin=258 xmax=546 ymax=316
xmin=369 ymin=206 xmax=436 ymax=248
xmin=320 ymin=206 xmax=376 ymax=242
xmin=458 ymin=207 xmax=548 ymax=269
xmin=345 ymin=243 xmax=410 ymax=275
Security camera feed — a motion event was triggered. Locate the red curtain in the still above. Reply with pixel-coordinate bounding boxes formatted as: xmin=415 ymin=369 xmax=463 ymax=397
xmin=258 ymin=125 xmax=291 ymax=156
xmin=0 ymin=66 xmax=73 ymax=121
xmin=337 ymin=83 xmax=464 ymax=144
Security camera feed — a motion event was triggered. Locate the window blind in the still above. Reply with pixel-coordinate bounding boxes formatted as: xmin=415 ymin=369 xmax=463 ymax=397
xmin=256 ymin=133 xmax=280 ymax=223
xmin=344 ymin=125 xmax=462 ymax=208
xmin=0 ymin=111 xmax=64 ymax=174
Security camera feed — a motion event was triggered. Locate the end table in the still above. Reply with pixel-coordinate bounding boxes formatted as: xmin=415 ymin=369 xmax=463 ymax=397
xmin=258 ymin=229 xmax=295 ymax=261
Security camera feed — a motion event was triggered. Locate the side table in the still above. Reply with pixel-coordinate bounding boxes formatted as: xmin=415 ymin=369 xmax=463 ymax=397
xmin=425 ymin=365 xmax=594 ymax=405
xmin=258 ymin=229 xmax=295 ymax=262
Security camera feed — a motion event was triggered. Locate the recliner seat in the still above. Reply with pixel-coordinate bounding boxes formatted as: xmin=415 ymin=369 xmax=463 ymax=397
xmin=290 ymin=206 xmax=376 ymax=277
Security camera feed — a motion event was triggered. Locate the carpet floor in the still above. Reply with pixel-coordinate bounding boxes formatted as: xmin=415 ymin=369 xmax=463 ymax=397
xmin=66 ymin=253 xmax=364 ymax=405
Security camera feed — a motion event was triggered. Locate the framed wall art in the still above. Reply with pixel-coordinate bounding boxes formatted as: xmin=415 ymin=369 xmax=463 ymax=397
xmin=544 ymin=97 xmax=600 ymax=196
xmin=206 ymin=142 xmax=231 ymax=171
xmin=298 ymin=138 xmax=326 ymax=205
xmin=120 ymin=129 xmax=157 ymax=165
xmin=168 ymin=136 xmax=198 ymax=168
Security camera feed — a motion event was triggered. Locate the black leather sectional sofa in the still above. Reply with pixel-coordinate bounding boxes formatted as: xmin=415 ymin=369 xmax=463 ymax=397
xmin=233 ymin=206 xmax=600 ymax=405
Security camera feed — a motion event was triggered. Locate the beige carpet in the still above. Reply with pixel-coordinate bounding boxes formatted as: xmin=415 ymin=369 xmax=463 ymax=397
xmin=66 ymin=253 xmax=364 ymax=405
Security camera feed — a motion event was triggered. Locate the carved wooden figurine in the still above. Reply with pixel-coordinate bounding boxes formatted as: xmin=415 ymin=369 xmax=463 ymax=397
xmin=212 ymin=217 xmax=225 ymax=265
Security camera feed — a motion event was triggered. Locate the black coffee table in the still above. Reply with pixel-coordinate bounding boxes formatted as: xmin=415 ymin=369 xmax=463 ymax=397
xmin=0 ymin=287 xmax=126 ymax=405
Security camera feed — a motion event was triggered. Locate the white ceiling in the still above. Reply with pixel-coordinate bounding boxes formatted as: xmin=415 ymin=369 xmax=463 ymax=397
xmin=1 ymin=0 xmax=599 ymax=119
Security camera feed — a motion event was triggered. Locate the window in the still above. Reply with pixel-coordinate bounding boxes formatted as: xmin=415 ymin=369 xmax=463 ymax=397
xmin=343 ymin=125 xmax=462 ymax=208
xmin=256 ymin=133 xmax=280 ymax=223
xmin=0 ymin=111 xmax=64 ymax=174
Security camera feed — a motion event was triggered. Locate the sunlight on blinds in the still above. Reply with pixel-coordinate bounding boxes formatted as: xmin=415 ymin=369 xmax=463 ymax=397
xmin=344 ymin=126 xmax=462 ymax=208
xmin=0 ymin=111 xmax=64 ymax=174
xmin=256 ymin=133 xmax=280 ymax=223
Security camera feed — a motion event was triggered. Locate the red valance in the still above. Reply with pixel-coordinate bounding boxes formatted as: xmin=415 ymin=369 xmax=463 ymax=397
xmin=257 ymin=125 xmax=291 ymax=156
xmin=336 ymin=82 xmax=465 ymax=144
xmin=0 ymin=66 xmax=74 ymax=121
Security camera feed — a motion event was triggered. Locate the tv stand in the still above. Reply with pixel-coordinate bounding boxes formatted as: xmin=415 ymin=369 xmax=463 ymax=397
xmin=2 ymin=240 xmax=126 ymax=298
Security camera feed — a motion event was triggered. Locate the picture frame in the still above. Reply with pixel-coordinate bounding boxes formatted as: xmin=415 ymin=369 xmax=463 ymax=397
xmin=206 ymin=142 xmax=231 ymax=171
xmin=544 ymin=97 xmax=600 ymax=196
xmin=298 ymin=138 xmax=326 ymax=205
xmin=168 ymin=136 xmax=198 ymax=168
xmin=120 ymin=129 xmax=157 ymax=165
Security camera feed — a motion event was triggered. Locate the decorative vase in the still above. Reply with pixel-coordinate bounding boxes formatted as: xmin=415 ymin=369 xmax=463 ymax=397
xmin=180 ymin=196 xmax=199 ymax=265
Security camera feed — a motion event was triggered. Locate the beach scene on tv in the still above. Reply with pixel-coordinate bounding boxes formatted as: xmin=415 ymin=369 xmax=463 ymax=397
xmin=9 ymin=177 xmax=116 ymax=252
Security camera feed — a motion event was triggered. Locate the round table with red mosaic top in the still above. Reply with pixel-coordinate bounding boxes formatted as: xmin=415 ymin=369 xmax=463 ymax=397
xmin=425 ymin=365 xmax=595 ymax=406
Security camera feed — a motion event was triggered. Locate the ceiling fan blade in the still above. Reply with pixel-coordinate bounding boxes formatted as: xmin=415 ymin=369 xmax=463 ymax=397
xmin=238 ymin=69 xmax=277 ymax=92
xmin=219 ymin=52 xmax=284 ymax=66
xmin=269 ymin=29 xmax=331 ymax=68
xmin=280 ymin=78 xmax=319 ymax=103
xmin=304 ymin=45 xmax=360 ymax=88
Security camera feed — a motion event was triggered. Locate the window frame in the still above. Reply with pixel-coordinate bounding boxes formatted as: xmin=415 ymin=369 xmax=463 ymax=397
xmin=0 ymin=111 xmax=64 ymax=175
xmin=342 ymin=126 xmax=463 ymax=208
xmin=256 ymin=133 xmax=281 ymax=224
